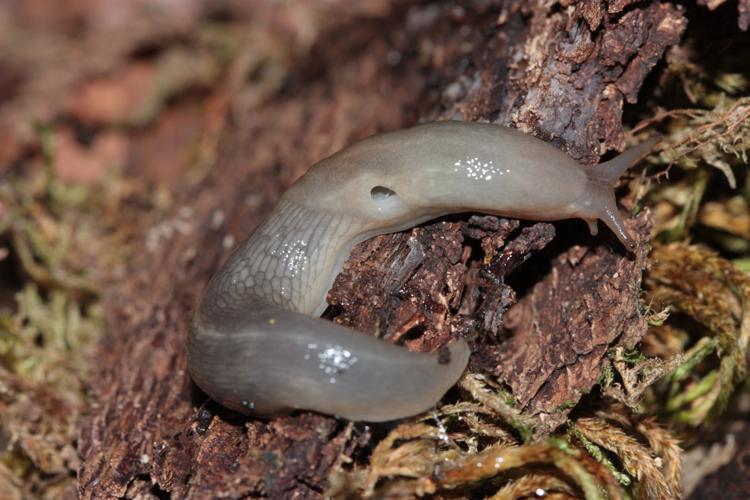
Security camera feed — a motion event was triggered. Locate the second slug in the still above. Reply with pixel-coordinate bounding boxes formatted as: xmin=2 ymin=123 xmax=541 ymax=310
xmin=188 ymin=121 xmax=659 ymax=422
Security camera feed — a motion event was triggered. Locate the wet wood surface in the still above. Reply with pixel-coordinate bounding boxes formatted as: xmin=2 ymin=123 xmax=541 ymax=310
xmin=74 ymin=1 xmax=687 ymax=497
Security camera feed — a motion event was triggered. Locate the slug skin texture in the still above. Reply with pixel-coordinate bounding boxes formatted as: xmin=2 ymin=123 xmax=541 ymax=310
xmin=188 ymin=121 xmax=659 ymax=422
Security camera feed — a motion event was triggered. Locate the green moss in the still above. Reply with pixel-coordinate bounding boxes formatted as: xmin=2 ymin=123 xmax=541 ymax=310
xmin=0 ymin=123 xmax=139 ymax=498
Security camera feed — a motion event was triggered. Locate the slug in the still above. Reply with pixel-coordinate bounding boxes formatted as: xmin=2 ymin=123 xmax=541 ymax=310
xmin=188 ymin=121 xmax=659 ymax=422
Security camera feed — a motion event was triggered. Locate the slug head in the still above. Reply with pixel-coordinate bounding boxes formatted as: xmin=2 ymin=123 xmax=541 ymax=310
xmin=571 ymin=133 xmax=660 ymax=252
xmin=570 ymin=178 xmax=636 ymax=251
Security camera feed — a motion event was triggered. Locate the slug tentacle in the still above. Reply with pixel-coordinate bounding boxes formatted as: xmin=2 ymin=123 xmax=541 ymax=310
xmin=592 ymin=184 xmax=635 ymax=250
xmin=587 ymin=135 xmax=662 ymax=186
xmin=188 ymin=121 xmax=659 ymax=422
xmin=576 ymin=135 xmax=661 ymax=249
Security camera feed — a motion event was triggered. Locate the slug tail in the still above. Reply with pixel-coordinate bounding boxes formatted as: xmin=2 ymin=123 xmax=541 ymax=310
xmin=189 ymin=308 xmax=471 ymax=422
xmin=589 ymin=134 xmax=662 ymax=185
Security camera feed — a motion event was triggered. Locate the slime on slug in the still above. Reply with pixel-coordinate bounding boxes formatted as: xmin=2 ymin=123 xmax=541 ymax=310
xmin=188 ymin=121 xmax=659 ymax=422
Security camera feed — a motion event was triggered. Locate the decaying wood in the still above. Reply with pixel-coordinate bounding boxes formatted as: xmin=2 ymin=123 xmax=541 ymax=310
xmin=492 ymin=213 xmax=651 ymax=430
xmin=77 ymin=1 xmax=686 ymax=497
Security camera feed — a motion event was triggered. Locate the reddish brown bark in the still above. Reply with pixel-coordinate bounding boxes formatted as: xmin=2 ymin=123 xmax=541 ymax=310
xmin=75 ymin=1 xmax=686 ymax=497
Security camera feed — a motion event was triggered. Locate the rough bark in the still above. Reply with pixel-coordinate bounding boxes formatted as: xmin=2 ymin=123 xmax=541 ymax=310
xmin=77 ymin=1 xmax=686 ymax=498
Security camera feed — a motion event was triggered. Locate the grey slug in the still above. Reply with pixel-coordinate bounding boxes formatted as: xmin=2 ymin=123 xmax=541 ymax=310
xmin=188 ymin=121 xmax=659 ymax=422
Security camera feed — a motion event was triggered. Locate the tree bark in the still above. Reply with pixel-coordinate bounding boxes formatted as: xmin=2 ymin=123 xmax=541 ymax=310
xmin=77 ymin=1 xmax=686 ymax=498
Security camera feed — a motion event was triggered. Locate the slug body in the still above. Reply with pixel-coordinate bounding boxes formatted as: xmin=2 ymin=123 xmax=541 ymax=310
xmin=188 ymin=121 xmax=657 ymax=422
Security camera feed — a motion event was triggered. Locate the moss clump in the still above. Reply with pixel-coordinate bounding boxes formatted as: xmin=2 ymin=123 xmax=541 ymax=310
xmin=0 ymin=125 xmax=141 ymax=499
